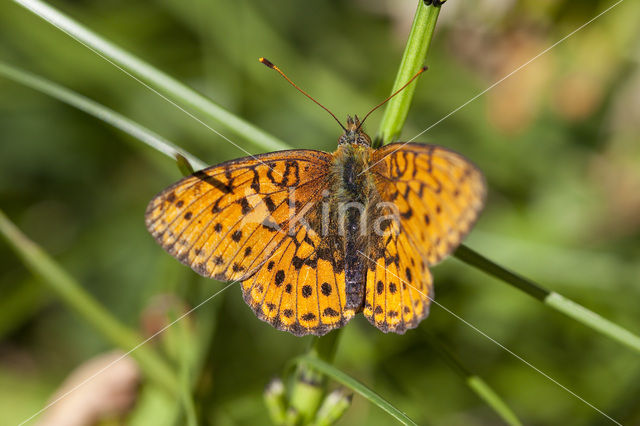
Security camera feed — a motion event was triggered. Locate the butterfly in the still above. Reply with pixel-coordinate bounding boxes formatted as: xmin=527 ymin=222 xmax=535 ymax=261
xmin=145 ymin=59 xmax=486 ymax=336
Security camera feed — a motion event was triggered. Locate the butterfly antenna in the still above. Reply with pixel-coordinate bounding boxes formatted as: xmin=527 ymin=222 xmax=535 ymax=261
xmin=356 ymin=65 xmax=428 ymax=132
xmin=259 ymin=57 xmax=347 ymax=132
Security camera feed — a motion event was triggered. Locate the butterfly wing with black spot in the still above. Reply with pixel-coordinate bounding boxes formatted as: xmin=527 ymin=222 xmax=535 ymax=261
xmin=363 ymin=143 xmax=486 ymax=333
xmin=363 ymin=206 xmax=433 ymax=334
xmin=146 ymin=150 xmax=354 ymax=336
xmin=241 ymin=207 xmax=355 ymax=336
xmin=146 ymin=150 xmax=331 ymax=281
xmin=371 ymin=143 xmax=486 ymax=265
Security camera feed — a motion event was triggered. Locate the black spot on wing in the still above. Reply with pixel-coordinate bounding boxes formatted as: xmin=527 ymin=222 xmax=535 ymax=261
xmin=321 ymin=282 xmax=332 ymax=296
xmin=301 ymin=285 xmax=312 ymax=298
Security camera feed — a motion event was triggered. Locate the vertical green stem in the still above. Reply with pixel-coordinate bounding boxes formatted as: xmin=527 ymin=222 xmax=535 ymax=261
xmin=288 ymin=330 xmax=343 ymax=423
xmin=376 ymin=1 xmax=442 ymax=146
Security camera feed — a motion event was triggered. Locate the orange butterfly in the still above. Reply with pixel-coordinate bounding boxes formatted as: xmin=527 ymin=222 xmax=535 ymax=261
xmin=145 ymin=59 xmax=486 ymax=336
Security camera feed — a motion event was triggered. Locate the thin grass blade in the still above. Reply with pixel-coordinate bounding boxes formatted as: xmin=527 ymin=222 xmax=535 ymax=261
xmin=0 ymin=209 xmax=180 ymax=395
xmin=12 ymin=0 xmax=289 ymax=152
xmin=295 ymin=355 xmax=418 ymax=426
xmin=0 ymin=61 xmax=208 ymax=170
xmin=454 ymin=244 xmax=640 ymax=354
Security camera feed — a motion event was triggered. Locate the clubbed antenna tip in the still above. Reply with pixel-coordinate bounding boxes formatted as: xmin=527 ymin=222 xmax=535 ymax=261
xmin=259 ymin=57 xmax=275 ymax=69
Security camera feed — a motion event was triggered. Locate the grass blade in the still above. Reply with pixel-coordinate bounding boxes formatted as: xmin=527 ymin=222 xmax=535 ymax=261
xmin=0 ymin=61 xmax=208 ymax=171
xmin=375 ymin=0 xmax=442 ymax=146
xmin=295 ymin=355 xmax=418 ymax=426
xmin=545 ymin=292 xmax=640 ymax=353
xmin=454 ymin=244 xmax=640 ymax=354
xmin=12 ymin=0 xmax=289 ymax=152
xmin=427 ymin=332 xmax=523 ymax=426
xmin=454 ymin=244 xmax=549 ymax=301
xmin=467 ymin=377 xmax=522 ymax=426
xmin=0 ymin=209 xmax=180 ymax=395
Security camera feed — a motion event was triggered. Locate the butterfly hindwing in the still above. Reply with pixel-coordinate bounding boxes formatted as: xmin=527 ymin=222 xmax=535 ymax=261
xmin=240 ymin=181 xmax=356 ymax=336
xmin=364 ymin=209 xmax=433 ymax=334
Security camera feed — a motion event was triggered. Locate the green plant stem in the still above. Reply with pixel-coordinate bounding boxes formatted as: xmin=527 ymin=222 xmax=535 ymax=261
xmin=0 ymin=209 xmax=180 ymax=394
xmin=0 ymin=61 xmax=208 ymax=171
xmin=426 ymin=332 xmax=522 ymax=426
xmin=288 ymin=331 xmax=342 ymax=423
xmin=12 ymin=0 xmax=289 ymax=153
xmin=545 ymin=292 xmax=640 ymax=353
xmin=454 ymin=244 xmax=548 ymax=301
xmin=376 ymin=0 xmax=442 ymax=146
xmin=294 ymin=355 xmax=418 ymax=426
xmin=309 ymin=329 xmax=342 ymax=363
xmin=454 ymin=244 xmax=640 ymax=354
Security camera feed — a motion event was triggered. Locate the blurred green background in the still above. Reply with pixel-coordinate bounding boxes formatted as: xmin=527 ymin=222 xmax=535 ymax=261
xmin=1 ymin=0 xmax=639 ymax=424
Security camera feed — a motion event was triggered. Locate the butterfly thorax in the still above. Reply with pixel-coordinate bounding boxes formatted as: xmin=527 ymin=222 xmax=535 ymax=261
xmin=332 ymin=143 xmax=377 ymax=200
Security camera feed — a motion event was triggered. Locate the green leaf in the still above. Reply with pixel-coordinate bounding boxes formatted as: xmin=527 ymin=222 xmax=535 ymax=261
xmin=0 ymin=209 xmax=180 ymax=395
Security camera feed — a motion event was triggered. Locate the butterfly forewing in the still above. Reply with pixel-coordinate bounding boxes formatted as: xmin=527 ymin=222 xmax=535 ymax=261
xmin=145 ymin=150 xmax=332 ymax=281
xmin=371 ymin=143 xmax=486 ymax=266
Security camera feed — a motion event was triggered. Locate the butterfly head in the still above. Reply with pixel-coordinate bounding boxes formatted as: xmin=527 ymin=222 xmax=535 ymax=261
xmin=338 ymin=115 xmax=372 ymax=147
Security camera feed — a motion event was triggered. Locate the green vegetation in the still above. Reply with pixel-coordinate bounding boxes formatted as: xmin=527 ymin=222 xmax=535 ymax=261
xmin=1 ymin=0 xmax=639 ymax=424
